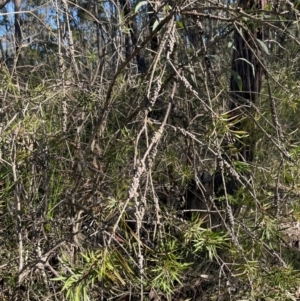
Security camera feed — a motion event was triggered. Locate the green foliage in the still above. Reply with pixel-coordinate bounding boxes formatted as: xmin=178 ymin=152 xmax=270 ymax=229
xmin=58 ymin=248 xmax=137 ymax=300
xmin=188 ymin=226 xmax=230 ymax=261
xmin=1 ymin=0 xmax=300 ymax=300
xmin=150 ymin=240 xmax=190 ymax=296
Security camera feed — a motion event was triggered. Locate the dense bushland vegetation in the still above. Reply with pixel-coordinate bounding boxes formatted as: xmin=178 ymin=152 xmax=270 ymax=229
xmin=1 ymin=0 xmax=300 ymax=300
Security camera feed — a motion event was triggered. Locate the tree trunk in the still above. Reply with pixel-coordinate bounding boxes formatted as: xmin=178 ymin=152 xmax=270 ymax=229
xmin=0 ymin=0 xmax=22 ymax=51
xmin=229 ymin=0 xmax=266 ymax=162
xmin=119 ymin=0 xmax=146 ymax=73
xmin=14 ymin=0 xmax=22 ymax=50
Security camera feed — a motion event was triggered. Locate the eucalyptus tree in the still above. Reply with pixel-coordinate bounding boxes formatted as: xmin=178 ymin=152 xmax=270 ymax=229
xmin=0 ymin=0 xmax=21 ymax=50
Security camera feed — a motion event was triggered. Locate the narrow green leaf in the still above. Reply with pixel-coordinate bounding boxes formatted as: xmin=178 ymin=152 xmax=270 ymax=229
xmin=237 ymin=27 xmax=244 ymax=38
xmin=176 ymin=20 xmax=184 ymax=29
xmin=229 ymin=70 xmax=243 ymax=91
xmin=257 ymin=39 xmax=269 ymax=55
xmin=75 ymin=285 xmax=81 ymax=301
xmin=152 ymin=19 xmax=159 ymax=31
xmin=236 ymin=58 xmax=255 ymax=77
xmin=83 ymin=286 xmax=88 ymax=301
xmin=152 ymin=17 xmax=164 ymax=31
xmin=228 ymin=41 xmax=236 ymax=51
xmin=134 ymin=1 xmax=148 ymax=13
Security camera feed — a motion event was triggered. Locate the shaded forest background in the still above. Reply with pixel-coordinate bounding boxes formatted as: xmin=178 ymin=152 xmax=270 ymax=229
xmin=1 ymin=0 xmax=300 ymax=300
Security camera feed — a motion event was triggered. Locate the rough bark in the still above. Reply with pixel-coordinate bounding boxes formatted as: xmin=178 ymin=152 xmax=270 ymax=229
xmin=14 ymin=0 xmax=22 ymax=50
xmin=0 ymin=0 xmax=22 ymax=50
xmin=229 ymin=0 xmax=267 ymax=162
xmin=230 ymin=0 xmax=264 ymax=108
xmin=119 ymin=0 xmax=146 ymax=73
xmin=148 ymin=1 xmax=159 ymax=53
